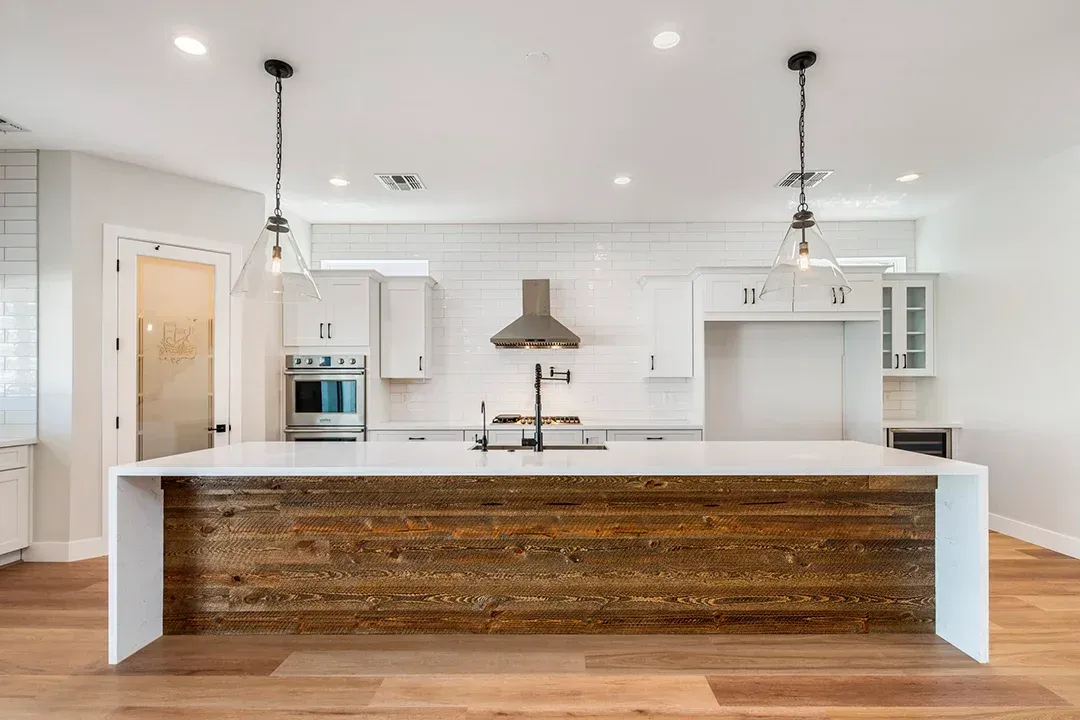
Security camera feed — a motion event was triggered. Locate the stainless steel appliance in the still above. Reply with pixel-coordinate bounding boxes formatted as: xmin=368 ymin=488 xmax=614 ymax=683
xmin=887 ymin=427 xmax=953 ymax=458
xmin=284 ymin=428 xmax=365 ymax=442
xmin=490 ymin=280 xmax=581 ymax=348
xmin=284 ymin=354 xmax=366 ymax=434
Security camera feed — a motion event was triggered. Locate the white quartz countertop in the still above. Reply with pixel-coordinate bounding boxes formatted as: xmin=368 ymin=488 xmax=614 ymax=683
xmin=882 ymin=419 xmax=963 ymax=429
xmin=368 ymin=419 xmax=703 ymax=431
xmin=110 ymin=440 xmax=986 ymax=479
xmin=0 ymin=437 xmax=36 ymax=449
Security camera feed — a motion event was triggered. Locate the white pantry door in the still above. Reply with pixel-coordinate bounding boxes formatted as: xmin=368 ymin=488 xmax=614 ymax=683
xmin=116 ymin=239 xmax=232 ymax=463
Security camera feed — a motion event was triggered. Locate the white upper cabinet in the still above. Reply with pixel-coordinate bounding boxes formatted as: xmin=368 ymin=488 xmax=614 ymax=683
xmin=380 ymin=277 xmax=435 ymax=379
xmin=283 ymin=271 xmax=381 ymax=347
xmin=794 ymin=272 xmax=883 ymax=313
xmin=324 ymin=277 xmax=373 ymax=346
xmin=883 ymin=274 xmax=936 ymax=376
xmin=641 ymin=276 xmax=693 ymax=378
xmin=703 ymin=273 xmax=792 ymax=313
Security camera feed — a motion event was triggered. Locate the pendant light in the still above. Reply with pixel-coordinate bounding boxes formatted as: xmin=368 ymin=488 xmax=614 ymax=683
xmin=231 ymin=59 xmax=321 ymax=302
xmin=761 ymin=51 xmax=849 ymax=298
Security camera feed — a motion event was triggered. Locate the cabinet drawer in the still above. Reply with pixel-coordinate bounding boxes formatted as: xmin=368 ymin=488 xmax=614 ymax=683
xmin=0 ymin=467 xmax=29 ymax=554
xmin=607 ymin=430 xmax=703 ymax=442
xmin=368 ymin=430 xmax=465 ymax=442
xmin=582 ymin=430 xmax=607 ymax=446
xmin=0 ymin=445 xmax=29 ymax=472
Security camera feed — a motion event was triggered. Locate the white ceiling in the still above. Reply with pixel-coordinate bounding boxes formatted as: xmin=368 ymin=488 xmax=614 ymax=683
xmin=1 ymin=0 xmax=1079 ymax=223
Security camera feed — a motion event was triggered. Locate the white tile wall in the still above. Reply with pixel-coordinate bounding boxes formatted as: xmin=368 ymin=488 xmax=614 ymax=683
xmin=883 ymin=379 xmax=918 ymax=419
xmin=0 ymin=151 xmax=37 ymax=438
xmin=312 ymin=221 xmax=915 ymax=422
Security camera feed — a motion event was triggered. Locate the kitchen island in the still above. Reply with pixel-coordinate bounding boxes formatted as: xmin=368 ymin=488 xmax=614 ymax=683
xmin=109 ymin=441 xmax=988 ymax=664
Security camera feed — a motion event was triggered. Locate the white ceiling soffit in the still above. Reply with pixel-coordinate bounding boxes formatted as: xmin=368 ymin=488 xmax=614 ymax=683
xmin=1 ymin=0 xmax=1079 ymax=223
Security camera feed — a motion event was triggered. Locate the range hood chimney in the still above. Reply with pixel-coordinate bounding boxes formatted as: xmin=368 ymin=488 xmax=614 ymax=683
xmin=490 ymin=279 xmax=580 ymax=348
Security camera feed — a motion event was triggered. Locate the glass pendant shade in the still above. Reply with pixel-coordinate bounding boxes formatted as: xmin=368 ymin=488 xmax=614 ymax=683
xmin=230 ymin=214 xmax=321 ymax=302
xmin=760 ymin=210 xmax=850 ymax=296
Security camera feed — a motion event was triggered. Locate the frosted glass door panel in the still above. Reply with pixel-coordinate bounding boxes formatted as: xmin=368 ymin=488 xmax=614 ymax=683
xmin=137 ymin=256 xmax=215 ymax=461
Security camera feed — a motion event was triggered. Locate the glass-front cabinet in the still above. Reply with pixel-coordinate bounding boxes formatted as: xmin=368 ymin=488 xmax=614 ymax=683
xmin=882 ymin=274 xmax=936 ymax=377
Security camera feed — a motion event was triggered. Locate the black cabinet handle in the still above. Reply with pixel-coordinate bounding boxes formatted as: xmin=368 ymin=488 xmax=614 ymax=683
xmin=328 ymin=323 xmax=332 ymax=339
xmin=319 ymin=322 xmax=324 ymax=339
xmin=894 ymin=354 xmax=900 ymax=369
xmin=650 ymin=355 xmax=655 ymax=371
xmin=751 ymin=288 xmax=757 ymax=304
xmin=408 ymin=437 xmax=425 ymax=441
xmin=743 ymin=288 xmax=748 ymax=305
xmin=831 ymin=287 xmax=837 ymax=304
xmin=419 ymin=355 xmax=423 ymax=372
xmin=645 ymin=436 xmax=663 ymax=441
xmin=840 ymin=287 xmax=846 ymax=304
xmin=902 ymin=353 xmax=907 ymax=369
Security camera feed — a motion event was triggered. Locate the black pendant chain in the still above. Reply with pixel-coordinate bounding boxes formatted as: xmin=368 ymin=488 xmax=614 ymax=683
xmin=274 ymin=74 xmax=283 ymax=218
xmin=798 ymin=66 xmax=808 ymax=212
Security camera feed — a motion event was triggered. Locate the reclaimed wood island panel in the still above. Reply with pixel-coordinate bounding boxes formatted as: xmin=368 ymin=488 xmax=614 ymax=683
xmin=109 ymin=441 xmax=990 ymax=664
xmin=162 ymin=473 xmax=937 ymax=635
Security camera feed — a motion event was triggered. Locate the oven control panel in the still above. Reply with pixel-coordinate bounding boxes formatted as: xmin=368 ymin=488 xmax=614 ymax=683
xmin=286 ymin=354 xmax=366 ymax=369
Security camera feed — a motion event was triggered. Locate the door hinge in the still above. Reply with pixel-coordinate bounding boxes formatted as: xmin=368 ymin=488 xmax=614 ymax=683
xmin=115 ymin=416 xmax=120 ymax=429
xmin=116 ymin=337 xmax=120 ymax=351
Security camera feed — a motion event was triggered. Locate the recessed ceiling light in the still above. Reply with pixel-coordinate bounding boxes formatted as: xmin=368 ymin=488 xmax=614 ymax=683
xmin=652 ymin=31 xmax=681 ymax=50
xmin=173 ymin=36 xmax=207 ymax=56
xmin=329 ymin=177 xmax=350 ymax=187
xmin=896 ymin=173 xmax=921 ymax=183
xmin=613 ymin=176 xmax=632 ymax=186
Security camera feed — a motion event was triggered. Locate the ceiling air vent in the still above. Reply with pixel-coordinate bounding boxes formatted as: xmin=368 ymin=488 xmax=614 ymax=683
xmin=375 ymin=173 xmax=426 ymax=192
xmin=775 ymin=170 xmax=833 ymax=189
xmin=0 ymin=116 xmax=29 ymax=133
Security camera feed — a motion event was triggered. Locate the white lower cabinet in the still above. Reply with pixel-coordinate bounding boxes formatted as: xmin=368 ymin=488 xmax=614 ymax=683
xmin=367 ymin=430 xmax=465 ymax=442
xmin=0 ymin=446 xmax=30 ymax=557
xmin=582 ymin=430 xmax=607 ymax=446
xmin=607 ymin=430 xmax=703 ymax=442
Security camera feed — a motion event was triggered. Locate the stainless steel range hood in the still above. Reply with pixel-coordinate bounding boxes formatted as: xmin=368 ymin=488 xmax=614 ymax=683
xmin=490 ymin=279 xmax=580 ymax=348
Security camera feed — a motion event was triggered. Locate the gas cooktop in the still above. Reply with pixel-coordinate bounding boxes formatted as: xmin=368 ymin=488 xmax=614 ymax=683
xmin=491 ymin=414 xmax=581 ymax=425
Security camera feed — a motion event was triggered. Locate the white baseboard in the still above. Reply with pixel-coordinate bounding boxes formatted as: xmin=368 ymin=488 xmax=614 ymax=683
xmin=990 ymin=513 xmax=1080 ymax=560
xmin=22 ymin=536 xmax=107 ymax=562
xmin=0 ymin=549 xmax=22 ymax=567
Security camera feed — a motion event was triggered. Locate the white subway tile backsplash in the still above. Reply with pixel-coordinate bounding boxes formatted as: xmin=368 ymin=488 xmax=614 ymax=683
xmin=313 ymin=219 xmax=914 ymax=423
xmin=0 ymin=151 xmax=35 ymax=437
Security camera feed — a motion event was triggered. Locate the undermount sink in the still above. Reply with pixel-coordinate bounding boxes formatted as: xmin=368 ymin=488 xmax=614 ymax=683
xmin=471 ymin=444 xmax=607 ymax=451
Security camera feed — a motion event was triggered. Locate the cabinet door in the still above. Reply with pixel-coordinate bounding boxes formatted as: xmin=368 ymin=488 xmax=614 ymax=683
xmin=645 ymin=281 xmax=693 ymax=378
xmin=325 ymin=279 xmax=371 ymax=347
xmin=839 ymin=274 xmax=883 ymax=312
xmin=703 ymin=277 xmax=753 ymax=312
xmin=899 ymin=281 xmax=935 ymax=375
xmin=0 ymin=468 xmax=29 ymax=555
xmin=283 ymin=299 xmax=327 ymax=347
xmin=582 ymin=430 xmax=606 ymax=446
xmin=381 ymin=283 xmax=430 ymax=379
xmin=793 ymin=284 xmax=840 ymax=312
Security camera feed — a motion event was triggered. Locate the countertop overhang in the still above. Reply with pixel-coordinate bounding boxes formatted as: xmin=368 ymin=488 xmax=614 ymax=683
xmin=109 ymin=440 xmax=987 ymax=479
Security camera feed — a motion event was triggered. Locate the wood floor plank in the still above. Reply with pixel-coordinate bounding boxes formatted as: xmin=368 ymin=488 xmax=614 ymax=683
xmin=706 ymin=675 xmax=1069 ymax=707
xmin=42 ymin=676 xmax=383 ymax=712
xmin=273 ymin=650 xmax=586 ymax=676
xmin=368 ymin=674 xmax=721 ymax=712
xmin=105 ymin=709 xmax=466 ymax=720
xmin=1015 ymin=596 xmax=1080 ymax=611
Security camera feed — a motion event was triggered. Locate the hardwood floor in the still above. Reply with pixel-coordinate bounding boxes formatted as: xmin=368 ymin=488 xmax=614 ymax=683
xmin=0 ymin=532 xmax=1077 ymax=719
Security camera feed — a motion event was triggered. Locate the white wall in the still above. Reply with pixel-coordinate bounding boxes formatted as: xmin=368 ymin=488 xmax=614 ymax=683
xmin=917 ymin=145 xmax=1080 ymax=556
xmin=705 ymin=322 xmax=844 ymax=441
xmin=35 ymin=151 xmax=271 ymax=551
xmin=312 ymin=221 xmax=915 ymax=422
xmin=0 ymin=150 xmax=38 ymax=439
